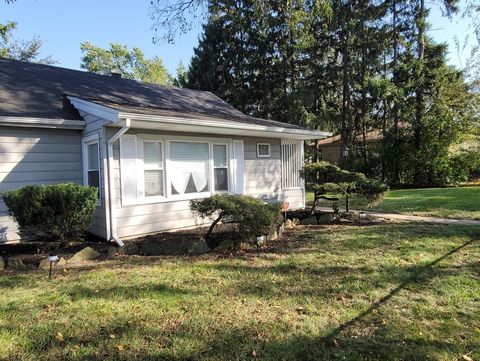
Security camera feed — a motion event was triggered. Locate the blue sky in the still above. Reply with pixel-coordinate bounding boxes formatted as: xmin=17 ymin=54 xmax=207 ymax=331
xmin=1 ymin=0 xmax=476 ymax=75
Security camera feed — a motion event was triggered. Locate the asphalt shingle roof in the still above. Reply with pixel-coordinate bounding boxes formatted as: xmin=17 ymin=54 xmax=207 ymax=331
xmin=0 ymin=58 xmax=306 ymax=130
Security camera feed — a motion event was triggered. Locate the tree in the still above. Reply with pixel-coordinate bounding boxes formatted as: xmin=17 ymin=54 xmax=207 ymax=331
xmin=173 ymin=61 xmax=188 ymax=87
xmin=80 ymin=42 xmax=171 ymax=85
xmin=303 ymin=161 xmax=388 ymax=213
xmin=0 ymin=21 xmax=56 ymax=64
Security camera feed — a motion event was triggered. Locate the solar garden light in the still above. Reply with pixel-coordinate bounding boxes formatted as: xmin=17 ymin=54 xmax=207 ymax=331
xmin=48 ymin=254 xmax=59 ymax=280
xmin=359 ymin=212 xmax=366 ymax=225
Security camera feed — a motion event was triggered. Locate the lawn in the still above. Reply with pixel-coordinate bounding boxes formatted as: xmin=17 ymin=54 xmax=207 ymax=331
xmin=1 ymin=223 xmax=479 ymax=360
xmin=307 ymin=186 xmax=480 ymax=219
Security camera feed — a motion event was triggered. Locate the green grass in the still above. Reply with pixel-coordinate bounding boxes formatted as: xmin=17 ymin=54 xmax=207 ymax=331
xmin=1 ymin=224 xmax=479 ymax=360
xmin=307 ymin=186 xmax=480 ymax=219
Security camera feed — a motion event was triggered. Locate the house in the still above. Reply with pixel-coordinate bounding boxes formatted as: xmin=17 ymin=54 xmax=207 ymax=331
xmin=314 ymin=129 xmax=385 ymax=165
xmin=0 ymin=58 xmax=330 ymax=244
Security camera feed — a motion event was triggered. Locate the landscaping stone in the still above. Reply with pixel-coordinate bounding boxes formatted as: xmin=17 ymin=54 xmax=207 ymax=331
xmin=301 ymin=217 xmax=318 ymax=225
xmin=118 ymin=243 xmax=139 ymax=255
xmin=57 ymin=257 xmax=67 ymax=267
xmin=285 ymin=219 xmax=294 ymax=229
xmin=188 ymin=237 xmax=212 ymax=255
xmin=215 ymin=239 xmax=235 ymax=251
xmin=277 ymin=222 xmax=285 ymax=237
xmin=0 ymin=257 xmax=4 ymax=270
xmin=107 ymin=246 xmax=118 ymax=257
xmin=8 ymin=257 xmax=28 ymax=270
xmin=268 ymin=230 xmax=278 ymax=241
xmin=69 ymin=247 xmax=100 ymax=263
xmin=139 ymin=242 xmax=165 ymax=256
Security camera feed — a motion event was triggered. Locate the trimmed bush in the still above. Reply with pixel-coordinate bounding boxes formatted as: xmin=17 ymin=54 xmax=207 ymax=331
xmin=190 ymin=194 xmax=282 ymax=244
xmin=2 ymin=183 xmax=98 ymax=242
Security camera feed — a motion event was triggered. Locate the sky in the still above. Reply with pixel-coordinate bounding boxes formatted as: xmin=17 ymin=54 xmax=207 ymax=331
xmin=0 ymin=0 xmax=477 ymax=75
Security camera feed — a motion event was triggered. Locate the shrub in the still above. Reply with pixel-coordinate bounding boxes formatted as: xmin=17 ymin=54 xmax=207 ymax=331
xmin=2 ymin=183 xmax=98 ymax=243
xmin=190 ymin=194 xmax=282 ymax=244
xmin=303 ymin=161 xmax=388 ymax=211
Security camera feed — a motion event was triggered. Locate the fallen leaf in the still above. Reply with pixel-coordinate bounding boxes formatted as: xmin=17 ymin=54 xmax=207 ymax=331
xmin=109 ymin=334 xmax=116 ymax=339
xmin=252 ymin=350 xmax=257 ymax=357
xmin=116 ymin=343 xmax=124 ymax=351
xmin=462 ymin=355 xmax=473 ymax=361
xmin=55 ymin=332 xmax=64 ymax=341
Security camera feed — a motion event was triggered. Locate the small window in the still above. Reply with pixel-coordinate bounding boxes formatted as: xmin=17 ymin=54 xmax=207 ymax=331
xmin=83 ymin=135 xmax=101 ymax=201
xmin=213 ymin=144 xmax=228 ymax=191
xmin=257 ymin=143 xmax=270 ymax=158
xmin=143 ymin=141 xmax=164 ymax=197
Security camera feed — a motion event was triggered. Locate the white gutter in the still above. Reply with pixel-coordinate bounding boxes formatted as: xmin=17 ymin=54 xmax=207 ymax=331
xmin=0 ymin=116 xmax=84 ymax=130
xmin=106 ymin=118 xmax=131 ymax=247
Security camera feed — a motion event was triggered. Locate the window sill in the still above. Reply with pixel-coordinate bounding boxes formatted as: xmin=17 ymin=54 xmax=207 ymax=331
xmin=121 ymin=191 xmax=232 ymax=207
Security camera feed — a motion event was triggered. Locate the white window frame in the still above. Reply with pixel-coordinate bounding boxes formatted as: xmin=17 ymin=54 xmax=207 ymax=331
xmin=212 ymin=142 xmax=230 ymax=193
xmin=123 ymin=134 xmax=235 ymax=205
xmin=138 ymin=139 xmax=166 ymax=202
xmin=82 ymin=133 xmax=101 ymax=205
xmin=257 ymin=142 xmax=271 ymax=158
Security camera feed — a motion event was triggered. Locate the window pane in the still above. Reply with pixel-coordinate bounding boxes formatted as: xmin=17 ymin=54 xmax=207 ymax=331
xmin=88 ymin=143 xmax=99 ymax=170
xmin=213 ymin=145 xmax=227 ymax=167
xmin=143 ymin=142 xmax=162 ymax=167
xmin=88 ymin=170 xmax=100 ymax=189
xmin=170 ymin=142 xmax=209 ymax=194
xmin=214 ymin=168 xmax=228 ymax=191
xmin=144 ymin=170 xmax=164 ymax=196
xmin=258 ymin=144 xmax=270 ymax=156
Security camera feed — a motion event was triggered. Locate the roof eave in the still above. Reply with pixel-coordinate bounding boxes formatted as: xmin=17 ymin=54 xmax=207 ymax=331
xmin=0 ymin=116 xmax=84 ymax=130
xmin=117 ymin=112 xmax=332 ymax=140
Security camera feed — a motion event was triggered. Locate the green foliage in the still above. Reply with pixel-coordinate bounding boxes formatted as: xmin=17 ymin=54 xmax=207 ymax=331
xmin=303 ymin=162 xmax=388 ymax=208
xmin=190 ymin=194 xmax=282 ymax=242
xmin=2 ymin=183 xmax=98 ymax=243
xmin=0 ymin=21 xmax=56 ymax=64
xmin=80 ymin=42 xmax=171 ymax=85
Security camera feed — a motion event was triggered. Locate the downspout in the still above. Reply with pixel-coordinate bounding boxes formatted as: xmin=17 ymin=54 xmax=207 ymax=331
xmin=107 ymin=118 xmax=131 ymax=246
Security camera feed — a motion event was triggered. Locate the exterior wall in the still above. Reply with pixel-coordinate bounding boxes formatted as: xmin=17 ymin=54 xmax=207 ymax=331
xmin=78 ymin=111 xmax=111 ymax=239
xmin=0 ymin=127 xmax=83 ymax=242
xmin=319 ymin=144 xmax=342 ymax=165
xmin=108 ymin=128 xmax=304 ymax=239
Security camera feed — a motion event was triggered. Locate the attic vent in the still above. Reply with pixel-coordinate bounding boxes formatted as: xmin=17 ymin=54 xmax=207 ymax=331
xmin=110 ymin=69 xmax=122 ymax=78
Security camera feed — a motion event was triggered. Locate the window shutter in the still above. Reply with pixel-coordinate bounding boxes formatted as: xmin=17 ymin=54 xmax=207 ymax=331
xmin=233 ymin=140 xmax=244 ymax=194
xmin=119 ymin=135 xmax=138 ymax=203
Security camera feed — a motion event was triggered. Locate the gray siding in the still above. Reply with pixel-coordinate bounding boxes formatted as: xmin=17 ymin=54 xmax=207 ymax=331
xmin=109 ymin=129 xmax=303 ymax=239
xmin=79 ymin=111 xmax=110 ymax=239
xmin=0 ymin=127 xmax=83 ymax=242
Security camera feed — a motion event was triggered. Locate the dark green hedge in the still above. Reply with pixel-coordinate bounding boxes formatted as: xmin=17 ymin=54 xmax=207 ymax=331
xmin=2 ymin=183 xmax=98 ymax=242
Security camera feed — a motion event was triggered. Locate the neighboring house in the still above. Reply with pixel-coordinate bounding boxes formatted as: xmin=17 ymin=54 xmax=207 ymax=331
xmin=0 ymin=58 xmax=330 ymax=244
xmin=314 ymin=129 xmax=385 ymax=165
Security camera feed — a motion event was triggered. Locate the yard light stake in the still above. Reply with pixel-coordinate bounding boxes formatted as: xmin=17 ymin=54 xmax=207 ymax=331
xmin=48 ymin=254 xmax=59 ymax=280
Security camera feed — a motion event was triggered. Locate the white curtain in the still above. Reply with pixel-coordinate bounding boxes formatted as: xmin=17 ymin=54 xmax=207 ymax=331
xmin=170 ymin=142 xmax=209 ymax=194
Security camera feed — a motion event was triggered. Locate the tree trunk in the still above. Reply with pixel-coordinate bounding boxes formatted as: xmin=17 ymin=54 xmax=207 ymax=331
xmin=414 ymin=0 xmax=425 ymax=184
xmin=392 ymin=0 xmax=400 ymax=184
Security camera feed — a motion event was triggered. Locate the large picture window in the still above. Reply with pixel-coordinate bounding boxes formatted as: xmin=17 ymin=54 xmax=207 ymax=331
xmin=170 ymin=141 xmax=210 ymax=195
xmin=121 ymin=135 xmax=240 ymax=205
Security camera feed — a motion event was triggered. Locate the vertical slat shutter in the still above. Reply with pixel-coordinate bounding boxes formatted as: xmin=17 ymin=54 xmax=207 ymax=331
xmin=119 ymin=135 xmax=138 ymax=203
xmin=233 ymin=140 xmax=244 ymax=194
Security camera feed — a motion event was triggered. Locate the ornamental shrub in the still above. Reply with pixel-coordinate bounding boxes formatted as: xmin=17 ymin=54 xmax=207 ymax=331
xmin=302 ymin=161 xmax=388 ymax=211
xmin=190 ymin=194 xmax=282 ymax=243
xmin=2 ymin=183 xmax=98 ymax=243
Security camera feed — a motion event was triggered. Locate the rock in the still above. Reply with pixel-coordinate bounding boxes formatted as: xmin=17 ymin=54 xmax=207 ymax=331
xmin=268 ymin=230 xmax=278 ymax=241
xmin=118 ymin=242 xmax=139 ymax=255
xmin=68 ymin=247 xmax=100 ymax=263
xmin=317 ymin=213 xmax=333 ymax=224
xmin=57 ymin=257 xmax=67 ymax=267
xmin=38 ymin=258 xmax=51 ymax=269
xmin=139 ymin=243 xmax=164 ymax=256
xmin=215 ymin=239 xmax=235 ymax=251
xmin=0 ymin=257 xmax=4 ymax=270
xmin=107 ymin=246 xmax=118 ymax=257
xmin=8 ymin=257 xmax=28 ymax=270
xmin=277 ymin=222 xmax=285 ymax=237
xmin=188 ymin=237 xmax=212 ymax=255
xmin=285 ymin=219 xmax=295 ymax=229
xmin=292 ymin=218 xmax=301 ymax=226
xmin=301 ymin=217 xmax=319 ymax=225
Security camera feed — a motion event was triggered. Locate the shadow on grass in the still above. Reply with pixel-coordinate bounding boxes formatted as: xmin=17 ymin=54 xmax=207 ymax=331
xmin=319 ymin=237 xmax=478 ymax=344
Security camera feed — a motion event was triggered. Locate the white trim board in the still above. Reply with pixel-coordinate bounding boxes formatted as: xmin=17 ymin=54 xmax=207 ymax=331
xmin=0 ymin=116 xmax=84 ymax=130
